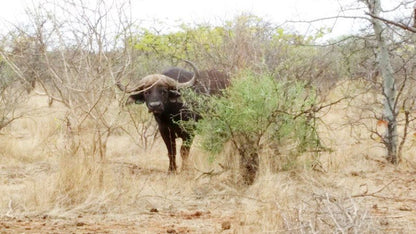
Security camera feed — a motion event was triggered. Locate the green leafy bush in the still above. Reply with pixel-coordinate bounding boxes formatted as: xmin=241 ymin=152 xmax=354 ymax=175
xmin=187 ymin=72 xmax=321 ymax=184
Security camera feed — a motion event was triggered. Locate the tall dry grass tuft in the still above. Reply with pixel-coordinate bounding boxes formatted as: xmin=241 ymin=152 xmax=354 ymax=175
xmin=48 ymin=150 xmax=113 ymax=210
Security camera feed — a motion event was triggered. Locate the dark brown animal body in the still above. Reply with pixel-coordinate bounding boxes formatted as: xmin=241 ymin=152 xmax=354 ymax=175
xmin=117 ymin=62 xmax=229 ymax=172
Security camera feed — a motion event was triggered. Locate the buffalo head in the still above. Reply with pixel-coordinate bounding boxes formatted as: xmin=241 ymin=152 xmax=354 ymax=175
xmin=117 ymin=61 xmax=199 ymax=114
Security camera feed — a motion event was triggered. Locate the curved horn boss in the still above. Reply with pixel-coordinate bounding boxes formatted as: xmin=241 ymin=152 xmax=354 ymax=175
xmin=117 ymin=60 xmax=198 ymax=95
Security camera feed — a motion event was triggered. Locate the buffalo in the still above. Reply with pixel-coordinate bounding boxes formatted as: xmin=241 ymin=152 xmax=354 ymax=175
xmin=117 ymin=61 xmax=229 ymax=172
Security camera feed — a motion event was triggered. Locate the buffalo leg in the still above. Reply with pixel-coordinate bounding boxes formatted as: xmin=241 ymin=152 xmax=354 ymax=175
xmin=180 ymin=136 xmax=193 ymax=170
xmin=160 ymin=127 xmax=177 ymax=172
xmin=180 ymin=145 xmax=190 ymax=170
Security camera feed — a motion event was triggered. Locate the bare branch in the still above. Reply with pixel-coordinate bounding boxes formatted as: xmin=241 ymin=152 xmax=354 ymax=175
xmin=366 ymin=12 xmax=416 ymax=33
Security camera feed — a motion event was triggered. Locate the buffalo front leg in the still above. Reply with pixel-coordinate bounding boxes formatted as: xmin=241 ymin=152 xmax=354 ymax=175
xmin=180 ymin=136 xmax=193 ymax=170
xmin=180 ymin=145 xmax=190 ymax=170
xmin=160 ymin=127 xmax=177 ymax=172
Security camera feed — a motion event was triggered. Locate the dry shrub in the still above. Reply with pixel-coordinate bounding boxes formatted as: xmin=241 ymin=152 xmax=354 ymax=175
xmin=191 ymin=72 xmax=321 ymax=185
xmin=118 ymin=105 xmax=159 ymax=151
xmin=237 ymin=172 xmax=380 ymax=233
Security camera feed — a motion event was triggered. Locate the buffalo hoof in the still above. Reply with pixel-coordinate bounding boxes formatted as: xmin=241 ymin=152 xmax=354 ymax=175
xmin=181 ymin=162 xmax=191 ymax=171
xmin=167 ymin=169 xmax=178 ymax=175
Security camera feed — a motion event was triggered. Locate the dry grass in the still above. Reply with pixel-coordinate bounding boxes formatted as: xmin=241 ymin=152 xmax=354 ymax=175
xmin=1 ymin=83 xmax=416 ymax=233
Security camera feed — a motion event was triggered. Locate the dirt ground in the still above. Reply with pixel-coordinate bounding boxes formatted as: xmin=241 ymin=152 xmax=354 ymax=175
xmin=0 ymin=210 xmax=232 ymax=233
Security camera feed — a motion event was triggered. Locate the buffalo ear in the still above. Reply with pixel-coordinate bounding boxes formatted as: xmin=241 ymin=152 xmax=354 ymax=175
xmin=135 ymin=98 xmax=145 ymax=104
xmin=126 ymin=94 xmax=144 ymax=105
xmin=169 ymin=90 xmax=181 ymax=102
